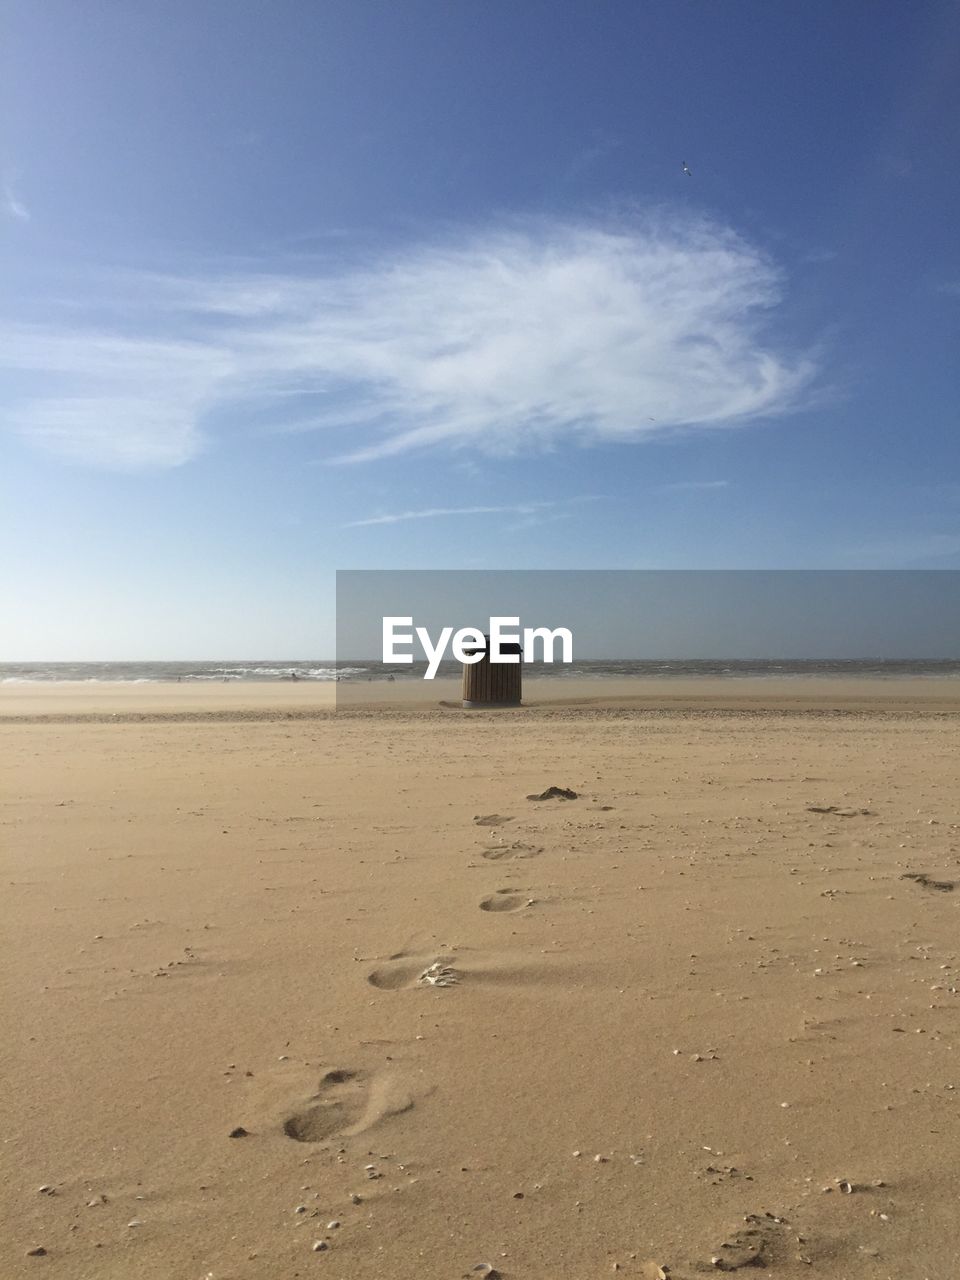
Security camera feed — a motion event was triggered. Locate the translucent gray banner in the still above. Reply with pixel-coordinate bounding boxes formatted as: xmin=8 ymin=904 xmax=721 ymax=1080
xmin=335 ymin=570 xmax=960 ymax=705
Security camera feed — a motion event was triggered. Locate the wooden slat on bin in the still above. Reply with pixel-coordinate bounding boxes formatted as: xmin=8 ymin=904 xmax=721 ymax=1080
xmin=462 ymin=636 xmax=522 ymax=708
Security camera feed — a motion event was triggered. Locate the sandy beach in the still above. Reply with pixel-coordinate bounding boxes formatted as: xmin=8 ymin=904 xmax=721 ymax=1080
xmin=4 ymin=678 xmax=960 ymax=1277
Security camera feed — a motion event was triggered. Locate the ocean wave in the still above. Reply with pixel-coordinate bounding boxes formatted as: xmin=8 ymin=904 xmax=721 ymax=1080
xmin=3 ymin=660 xmax=960 ymax=685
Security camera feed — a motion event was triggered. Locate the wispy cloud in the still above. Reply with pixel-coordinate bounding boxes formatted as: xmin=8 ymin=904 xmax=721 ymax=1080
xmin=1 ymin=329 xmax=233 ymax=469
xmin=3 ymin=177 xmax=29 ymax=221
xmin=345 ymin=498 xmax=582 ymax=528
xmin=659 ymin=479 xmax=730 ymax=492
xmin=0 ymin=213 xmax=817 ymax=471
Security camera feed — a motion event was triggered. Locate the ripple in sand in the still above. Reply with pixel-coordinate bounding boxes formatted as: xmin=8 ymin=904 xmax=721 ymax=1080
xmin=481 ymin=842 xmax=543 ymax=861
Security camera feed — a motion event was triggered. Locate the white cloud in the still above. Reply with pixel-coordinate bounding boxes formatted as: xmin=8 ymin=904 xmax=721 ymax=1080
xmin=659 ymin=479 xmax=730 ymax=492
xmin=0 ymin=214 xmax=817 ymax=471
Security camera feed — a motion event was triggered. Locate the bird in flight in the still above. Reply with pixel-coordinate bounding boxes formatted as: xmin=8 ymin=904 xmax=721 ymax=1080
xmin=682 ymin=160 xmax=692 ymax=177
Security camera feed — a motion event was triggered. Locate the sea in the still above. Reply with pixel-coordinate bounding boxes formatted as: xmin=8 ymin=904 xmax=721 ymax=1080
xmin=2 ymin=659 xmax=960 ymax=684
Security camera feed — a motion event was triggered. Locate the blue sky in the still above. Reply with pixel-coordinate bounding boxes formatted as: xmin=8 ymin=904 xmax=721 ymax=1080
xmin=2 ymin=0 xmax=958 ymax=657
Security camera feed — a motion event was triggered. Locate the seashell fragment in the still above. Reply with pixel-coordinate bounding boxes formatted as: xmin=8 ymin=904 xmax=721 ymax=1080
xmin=418 ymin=962 xmax=460 ymax=988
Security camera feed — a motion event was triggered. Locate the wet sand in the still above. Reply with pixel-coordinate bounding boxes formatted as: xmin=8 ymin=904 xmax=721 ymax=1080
xmin=4 ymin=675 xmax=960 ymax=719
xmin=3 ymin=679 xmax=960 ymax=1276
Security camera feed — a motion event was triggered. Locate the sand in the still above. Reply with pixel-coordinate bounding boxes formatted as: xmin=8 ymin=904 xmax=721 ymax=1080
xmin=3 ymin=679 xmax=960 ymax=1277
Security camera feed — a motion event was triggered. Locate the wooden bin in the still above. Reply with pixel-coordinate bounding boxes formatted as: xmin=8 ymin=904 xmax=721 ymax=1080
xmin=462 ymin=637 xmax=522 ymax=708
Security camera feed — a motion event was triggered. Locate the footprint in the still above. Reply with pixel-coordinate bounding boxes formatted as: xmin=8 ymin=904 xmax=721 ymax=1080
xmin=901 ymin=871 xmax=954 ymax=892
xmin=806 ymin=804 xmax=873 ymax=817
xmin=283 ymin=1068 xmax=413 ymax=1142
xmin=705 ymin=1213 xmax=786 ymax=1271
xmin=367 ymin=962 xmax=419 ymax=990
xmin=706 ymin=1224 xmax=765 ymax=1270
xmin=479 ymin=891 xmax=531 ymax=913
xmin=481 ymin=842 xmax=543 ymax=861
xmin=367 ymin=954 xmax=460 ymax=990
xmin=474 ymin=814 xmax=513 ymax=827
